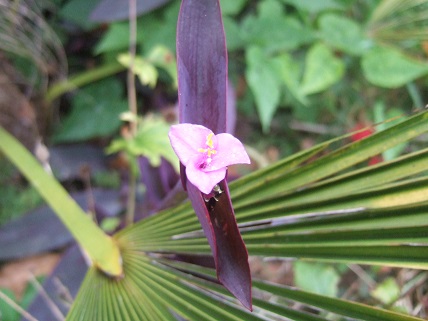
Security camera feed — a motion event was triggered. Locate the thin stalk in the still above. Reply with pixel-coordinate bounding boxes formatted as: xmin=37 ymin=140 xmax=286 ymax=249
xmin=125 ymin=0 xmax=138 ymax=225
xmin=45 ymin=62 xmax=124 ymax=103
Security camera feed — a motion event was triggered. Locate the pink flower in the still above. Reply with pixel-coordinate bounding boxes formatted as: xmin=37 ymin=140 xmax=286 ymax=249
xmin=168 ymin=123 xmax=250 ymax=194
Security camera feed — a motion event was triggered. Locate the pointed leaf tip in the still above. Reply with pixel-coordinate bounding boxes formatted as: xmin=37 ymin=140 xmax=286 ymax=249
xmin=187 ymin=180 xmax=252 ymax=310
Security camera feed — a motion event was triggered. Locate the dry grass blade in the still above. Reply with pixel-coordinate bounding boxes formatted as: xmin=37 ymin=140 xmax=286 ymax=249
xmin=0 ymin=0 xmax=67 ymax=86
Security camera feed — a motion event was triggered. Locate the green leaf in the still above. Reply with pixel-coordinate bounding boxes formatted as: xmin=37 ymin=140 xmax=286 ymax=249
xmin=246 ymin=46 xmax=281 ymax=132
xmin=54 ymin=78 xmax=127 ymax=143
xmin=118 ymin=53 xmax=158 ymax=87
xmin=223 ymin=17 xmax=244 ymax=51
xmin=319 ymin=13 xmax=368 ymax=55
xmin=219 ymin=0 xmax=247 ymax=15
xmin=146 ymin=45 xmax=178 ymax=88
xmin=301 ymin=42 xmax=345 ymax=95
xmin=137 ymin=1 xmax=180 ymax=53
xmin=241 ymin=0 xmax=313 ymax=53
xmin=294 ymin=262 xmax=340 ymax=297
xmin=371 ymin=277 xmax=401 ymax=305
xmin=107 ymin=116 xmax=179 ymax=172
xmin=362 ymin=45 xmax=428 ymax=88
xmin=59 ymin=0 xmax=99 ymax=30
xmin=272 ymin=53 xmax=308 ymax=105
xmin=0 ymin=289 xmax=19 ymax=321
xmin=95 ymin=22 xmax=134 ymax=54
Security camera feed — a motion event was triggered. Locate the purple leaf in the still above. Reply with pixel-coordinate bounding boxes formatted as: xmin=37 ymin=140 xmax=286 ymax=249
xmin=176 ymin=0 xmax=252 ymax=310
xmin=138 ymin=156 xmax=179 ymax=211
xmin=0 ymin=189 xmax=122 ymax=261
xmin=177 ymin=0 xmax=228 ymax=133
xmin=187 ymin=180 xmax=252 ymax=310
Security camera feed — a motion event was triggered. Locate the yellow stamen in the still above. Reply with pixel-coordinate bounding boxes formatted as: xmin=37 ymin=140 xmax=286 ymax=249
xmin=206 ymin=133 xmax=214 ymax=149
xmin=198 ymin=133 xmax=217 ymax=158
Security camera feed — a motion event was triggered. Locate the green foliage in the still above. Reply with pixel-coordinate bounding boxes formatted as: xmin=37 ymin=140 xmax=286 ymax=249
xmin=245 ymin=46 xmax=282 ymax=132
xmin=0 ymin=280 xmax=41 ymax=321
xmin=361 ymin=46 xmax=428 ymax=88
xmin=107 ymin=115 xmax=179 ymax=172
xmin=219 ymin=0 xmax=428 ymax=131
xmin=301 ymin=42 xmax=345 ymax=95
xmin=53 ymin=78 xmax=128 ymax=143
xmin=0 ymin=289 xmax=19 ymax=321
xmin=59 ymin=0 xmax=98 ymax=30
xmin=0 ymin=161 xmax=42 ymax=226
xmin=293 ymin=261 xmax=340 ymax=297
xmin=318 ymin=13 xmax=368 ymax=56
xmin=371 ymin=277 xmax=401 ymax=306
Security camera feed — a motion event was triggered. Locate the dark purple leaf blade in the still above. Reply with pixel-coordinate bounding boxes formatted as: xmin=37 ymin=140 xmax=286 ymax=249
xmin=177 ymin=0 xmax=252 ymax=309
xmin=177 ymin=0 xmax=227 ymax=134
xmin=187 ymin=180 xmax=252 ymax=310
xmin=0 ymin=189 xmax=122 ymax=261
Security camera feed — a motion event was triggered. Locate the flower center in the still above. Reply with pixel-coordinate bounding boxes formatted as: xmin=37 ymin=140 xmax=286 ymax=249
xmin=197 ymin=133 xmax=217 ymax=165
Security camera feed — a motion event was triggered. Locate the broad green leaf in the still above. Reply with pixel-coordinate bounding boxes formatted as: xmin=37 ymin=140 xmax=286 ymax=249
xmin=54 ymin=78 xmax=127 ymax=143
xmin=362 ymin=45 xmax=428 ymax=88
xmin=146 ymin=45 xmax=178 ymax=88
xmin=138 ymin=1 xmax=180 ymax=53
xmin=293 ymin=262 xmax=340 ymax=297
xmin=118 ymin=53 xmax=158 ymax=87
xmin=59 ymin=0 xmax=98 ymax=30
xmin=95 ymin=21 xmax=143 ymax=54
xmin=241 ymin=0 xmax=313 ymax=53
xmin=107 ymin=116 xmax=179 ymax=172
xmin=220 ymin=0 xmax=247 ymax=15
xmin=319 ymin=13 xmax=368 ymax=55
xmin=223 ymin=16 xmax=244 ymax=51
xmin=301 ymin=42 xmax=345 ymax=95
xmin=272 ymin=53 xmax=308 ymax=105
xmin=246 ymin=46 xmax=281 ymax=132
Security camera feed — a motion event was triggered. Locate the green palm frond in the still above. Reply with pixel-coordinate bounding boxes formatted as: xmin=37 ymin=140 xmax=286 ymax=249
xmin=2 ymin=110 xmax=428 ymax=320
xmin=69 ymin=110 xmax=428 ymax=320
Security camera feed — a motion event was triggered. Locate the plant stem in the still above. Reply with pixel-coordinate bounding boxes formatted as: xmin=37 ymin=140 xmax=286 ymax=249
xmin=0 ymin=126 xmax=123 ymax=277
xmin=45 ymin=62 xmax=125 ymax=103
xmin=125 ymin=0 xmax=138 ymax=225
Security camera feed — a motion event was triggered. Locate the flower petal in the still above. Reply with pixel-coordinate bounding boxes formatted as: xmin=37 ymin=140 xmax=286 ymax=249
xmin=168 ymin=124 xmax=213 ymax=166
xmin=186 ymin=156 xmax=226 ymax=194
xmin=207 ymin=133 xmax=250 ymax=171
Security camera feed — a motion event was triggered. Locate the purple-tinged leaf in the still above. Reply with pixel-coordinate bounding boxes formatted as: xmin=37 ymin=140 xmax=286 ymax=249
xmin=187 ymin=180 xmax=252 ymax=310
xmin=90 ymin=0 xmax=172 ymax=22
xmin=49 ymin=144 xmax=108 ymax=182
xmin=138 ymin=156 xmax=179 ymax=211
xmin=176 ymin=0 xmax=252 ymax=310
xmin=177 ymin=0 xmax=228 ymax=134
xmin=0 ymin=189 xmax=122 ymax=261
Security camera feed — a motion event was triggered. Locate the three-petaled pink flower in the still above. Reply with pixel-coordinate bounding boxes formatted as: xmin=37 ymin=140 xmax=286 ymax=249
xmin=168 ymin=123 xmax=250 ymax=194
